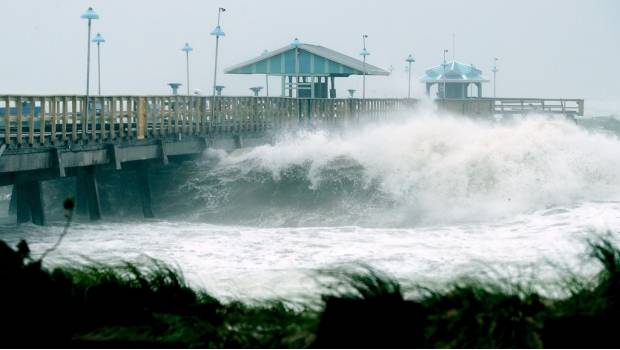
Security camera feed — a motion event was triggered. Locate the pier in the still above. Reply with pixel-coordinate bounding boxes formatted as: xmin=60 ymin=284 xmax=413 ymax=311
xmin=0 ymin=95 xmax=416 ymax=225
xmin=0 ymin=95 xmax=583 ymax=225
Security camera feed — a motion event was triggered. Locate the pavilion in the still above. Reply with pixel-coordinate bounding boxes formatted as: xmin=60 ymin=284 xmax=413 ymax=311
xmin=224 ymin=40 xmax=389 ymax=98
xmin=421 ymin=60 xmax=489 ymax=99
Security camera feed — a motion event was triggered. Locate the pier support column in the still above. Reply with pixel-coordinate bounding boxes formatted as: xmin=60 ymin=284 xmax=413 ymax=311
xmin=75 ymin=166 xmax=101 ymax=220
xmin=233 ymin=134 xmax=243 ymax=149
xmin=14 ymin=180 xmax=45 ymax=225
xmin=136 ymin=162 xmax=154 ymax=218
xmin=8 ymin=185 xmax=16 ymax=216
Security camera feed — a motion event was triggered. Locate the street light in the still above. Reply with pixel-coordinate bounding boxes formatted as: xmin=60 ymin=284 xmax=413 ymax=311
xmin=92 ymin=33 xmax=105 ymax=96
xmin=291 ymin=38 xmax=302 ymax=97
xmin=80 ymin=7 xmax=99 ymax=120
xmin=406 ymin=54 xmax=415 ymax=99
xmin=442 ymin=49 xmax=449 ymax=99
xmin=181 ymin=43 xmax=193 ymax=96
xmin=211 ymin=7 xmax=226 ymax=120
xmin=492 ymin=57 xmax=499 ymax=99
xmin=262 ymin=49 xmax=269 ymax=96
xmin=360 ymin=35 xmax=369 ymax=99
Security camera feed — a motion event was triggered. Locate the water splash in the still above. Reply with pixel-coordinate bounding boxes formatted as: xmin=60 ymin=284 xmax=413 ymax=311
xmin=187 ymin=111 xmax=620 ymax=226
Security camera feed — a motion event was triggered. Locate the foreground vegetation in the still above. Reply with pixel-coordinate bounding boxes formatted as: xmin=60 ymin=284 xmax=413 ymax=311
xmin=1 ymin=237 xmax=620 ymax=348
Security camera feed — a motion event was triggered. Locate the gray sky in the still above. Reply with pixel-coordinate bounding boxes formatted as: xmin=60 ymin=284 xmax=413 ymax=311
xmin=1 ymin=0 xmax=619 ymax=113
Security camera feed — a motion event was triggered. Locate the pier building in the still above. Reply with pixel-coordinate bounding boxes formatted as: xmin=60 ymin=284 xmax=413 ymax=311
xmin=224 ymin=41 xmax=389 ymax=98
xmin=421 ymin=60 xmax=489 ymax=99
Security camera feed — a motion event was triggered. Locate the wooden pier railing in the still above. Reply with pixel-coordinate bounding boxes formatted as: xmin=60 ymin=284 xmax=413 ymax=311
xmin=492 ymin=98 xmax=584 ymax=116
xmin=0 ymin=95 xmax=585 ymax=147
xmin=0 ymin=96 xmax=416 ymax=146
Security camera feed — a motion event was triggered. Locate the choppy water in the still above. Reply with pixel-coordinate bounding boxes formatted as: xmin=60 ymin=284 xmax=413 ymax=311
xmin=2 ymin=109 xmax=620 ymax=301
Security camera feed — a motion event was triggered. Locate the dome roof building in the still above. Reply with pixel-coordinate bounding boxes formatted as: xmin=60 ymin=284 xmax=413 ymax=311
xmin=420 ymin=60 xmax=489 ymax=99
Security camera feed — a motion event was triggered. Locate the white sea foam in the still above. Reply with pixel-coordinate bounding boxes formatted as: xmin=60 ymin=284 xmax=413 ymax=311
xmin=217 ymin=110 xmax=620 ymax=223
xmin=3 ymin=109 xmax=620 ymax=301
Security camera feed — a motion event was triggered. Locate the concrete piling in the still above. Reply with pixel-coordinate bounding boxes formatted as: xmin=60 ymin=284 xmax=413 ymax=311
xmin=136 ymin=163 xmax=154 ymax=218
xmin=14 ymin=180 xmax=45 ymax=225
xmin=76 ymin=166 xmax=101 ymax=220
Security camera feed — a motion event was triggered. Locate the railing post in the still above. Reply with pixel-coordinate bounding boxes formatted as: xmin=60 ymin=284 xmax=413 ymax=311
xmin=50 ymin=96 xmax=57 ymax=144
xmin=91 ymin=96 xmax=97 ymax=141
xmin=81 ymin=96 xmax=88 ymax=141
xmin=72 ymin=96 xmax=78 ymax=142
xmin=61 ymin=97 xmax=68 ymax=143
xmin=109 ymin=97 xmax=116 ymax=140
xmin=4 ymin=96 xmax=10 ymax=145
xmin=38 ymin=97 xmax=46 ymax=145
xmin=137 ymin=96 xmax=146 ymax=140
xmin=28 ymin=96 xmax=35 ymax=145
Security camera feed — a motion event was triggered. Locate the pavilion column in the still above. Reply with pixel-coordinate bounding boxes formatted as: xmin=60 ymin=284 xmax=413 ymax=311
xmin=288 ymin=76 xmax=293 ymax=97
xmin=477 ymin=83 xmax=482 ymax=98
xmin=426 ymin=83 xmax=431 ymax=96
xmin=330 ymin=76 xmax=336 ymax=98
xmin=281 ymin=76 xmax=285 ymax=97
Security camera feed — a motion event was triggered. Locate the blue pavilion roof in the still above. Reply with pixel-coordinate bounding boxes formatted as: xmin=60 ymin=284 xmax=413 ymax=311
xmin=224 ymin=43 xmax=389 ymax=77
xmin=420 ymin=60 xmax=489 ymax=83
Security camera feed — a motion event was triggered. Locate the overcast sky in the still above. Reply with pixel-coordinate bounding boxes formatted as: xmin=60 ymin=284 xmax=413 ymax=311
xmin=1 ymin=0 xmax=619 ymax=112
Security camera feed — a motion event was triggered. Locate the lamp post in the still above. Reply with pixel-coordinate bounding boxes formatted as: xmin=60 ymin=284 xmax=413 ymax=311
xmin=80 ymin=7 xmax=99 ymax=121
xmin=262 ymin=49 xmax=269 ymax=96
xmin=442 ymin=49 xmax=448 ymax=99
xmin=92 ymin=33 xmax=105 ymax=96
xmin=181 ymin=43 xmax=193 ymax=96
xmin=406 ymin=54 xmax=415 ymax=99
xmin=492 ymin=57 xmax=498 ymax=99
xmin=360 ymin=35 xmax=369 ymax=99
xmin=210 ymin=7 xmax=226 ymax=120
xmin=291 ymin=38 xmax=301 ymax=97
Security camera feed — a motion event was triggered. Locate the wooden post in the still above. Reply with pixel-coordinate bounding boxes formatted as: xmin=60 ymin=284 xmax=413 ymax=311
xmin=72 ymin=96 xmax=78 ymax=142
xmin=50 ymin=97 xmax=57 ymax=144
xmin=39 ymin=97 xmax=46 ymax=144
xmin=28 ymin=96 xmax=35 ymax=145
xmin=61 ymin=97 xmax=68 ymax=142
xmin=91 ymin=96 xmax=97 ymax=141
xmin=107 ymin=97 xmax=113 ymax=140
xmin=137 ymin=96 xmax=146 ymax=140
xmin=174 ymin=96 xmax=180 ymax=135
xmin=16 ymin=96 xmax=22 ymax=145
xmin=101 ymin=97 xmax=107 ymax=140
xmin=81 ymin=96 xmax=88 ymax=141
xmin=4 ymin=96 xmax=10 ymax=145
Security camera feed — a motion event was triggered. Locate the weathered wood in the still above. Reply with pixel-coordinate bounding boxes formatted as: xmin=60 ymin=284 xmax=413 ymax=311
xmin=50 ymin=97 xmax=57 ymax=144
xmin=4 ymin=96 xmax=10 ymax=144
xmin=0 ymin=95 xmax=584 ymax=149
xmin=72 ymin=96 xmax=78 ymax=142
xmin=62 ymin=96 xmax=68 ymax=142
xmin=137 ymin=97 xmax=146 ymax=140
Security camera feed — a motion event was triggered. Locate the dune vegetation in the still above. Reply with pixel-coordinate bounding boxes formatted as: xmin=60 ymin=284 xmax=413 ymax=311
xmin=1 ymin=233 xmax=620 ymax=348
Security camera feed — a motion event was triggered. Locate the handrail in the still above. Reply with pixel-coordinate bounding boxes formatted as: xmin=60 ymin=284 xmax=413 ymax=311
xmin=0 ymin=96 xmax=418 ymax=146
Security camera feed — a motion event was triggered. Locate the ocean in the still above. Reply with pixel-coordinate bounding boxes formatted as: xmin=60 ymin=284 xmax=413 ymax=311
xmin=2 ymin=108 xmax=620 ymax=301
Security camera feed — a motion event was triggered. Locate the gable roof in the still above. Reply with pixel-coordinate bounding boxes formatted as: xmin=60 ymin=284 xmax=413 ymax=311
xmin=420 ymin=60 xmax=489 ymax=83
xmin=224 ymin=43 xmax=390 ymax=77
